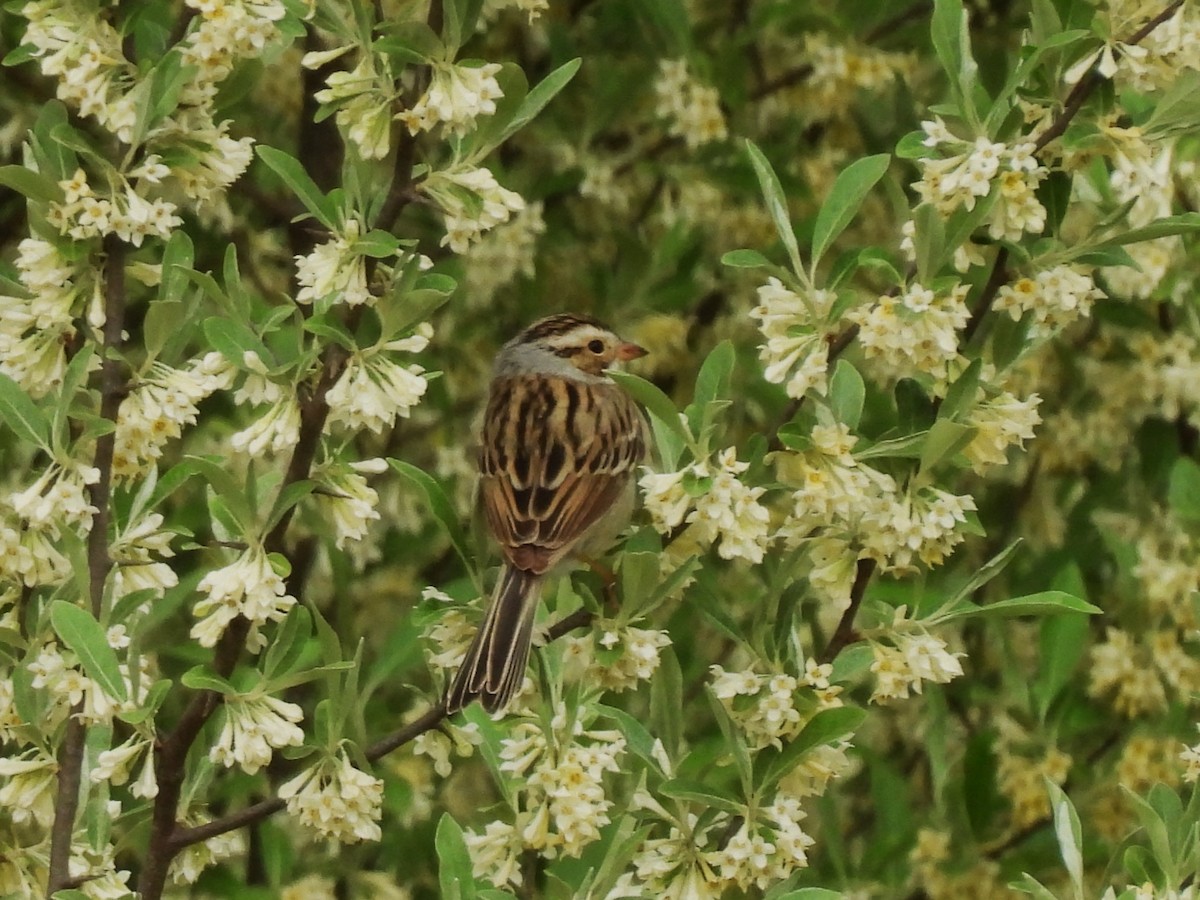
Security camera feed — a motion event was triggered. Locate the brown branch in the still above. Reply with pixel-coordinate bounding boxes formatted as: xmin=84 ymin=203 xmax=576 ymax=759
xmin=47 ymin=235 xmax=128 ymax=894
xmin=1033 ymin=1 xmax=1183 ymax=153
xmin=819 ymin=558 xmax=877 ymax=664
xmin=167 ymin=606 xmax=598 ymax=850
xmin=961 ymin=245 xmax=1009 ymax=345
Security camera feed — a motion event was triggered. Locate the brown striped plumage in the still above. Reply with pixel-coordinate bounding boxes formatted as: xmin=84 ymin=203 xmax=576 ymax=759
xmin=444 ymin=316 xmax=648 ymax=714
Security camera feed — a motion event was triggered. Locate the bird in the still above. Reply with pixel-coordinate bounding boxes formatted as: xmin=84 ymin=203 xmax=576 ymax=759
xmin=444 ymin=313 xmax=649 ymax=714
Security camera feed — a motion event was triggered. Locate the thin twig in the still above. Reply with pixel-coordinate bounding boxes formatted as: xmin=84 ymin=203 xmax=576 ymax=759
xmin=47 ymin=235 xmax=127 ymax=894
xmin=167 ymin=606 xmax=597 ymax=850
xmin=819 ymin=558 xmax=877 ymax=664
xmin=961 ymin=245 xmax=1009 ymax=345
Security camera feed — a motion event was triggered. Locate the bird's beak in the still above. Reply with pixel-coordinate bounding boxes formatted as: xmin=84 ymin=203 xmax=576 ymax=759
xmin=617 ymin=341 xmax=648 ymax=361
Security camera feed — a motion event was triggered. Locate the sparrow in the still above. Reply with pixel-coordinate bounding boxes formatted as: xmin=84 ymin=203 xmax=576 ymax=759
xmin=444 ymin=313 xmax=649 ymax=714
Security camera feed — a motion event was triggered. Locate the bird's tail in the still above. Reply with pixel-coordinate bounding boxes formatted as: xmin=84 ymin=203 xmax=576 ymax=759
xmin=445 ymin=567 xmax=542 ymax=714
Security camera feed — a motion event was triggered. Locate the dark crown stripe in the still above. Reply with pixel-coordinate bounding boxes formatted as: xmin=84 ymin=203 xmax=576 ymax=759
xmin=520 ymin=313 xmax=608 ymax=342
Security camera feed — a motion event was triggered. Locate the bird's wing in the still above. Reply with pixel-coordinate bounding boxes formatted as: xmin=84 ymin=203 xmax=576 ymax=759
xmin=478 ymin=374 xmax=646 ymax=574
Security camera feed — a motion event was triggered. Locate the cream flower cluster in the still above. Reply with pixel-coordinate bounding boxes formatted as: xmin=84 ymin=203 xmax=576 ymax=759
xmin=848 ymin=281 xmax=970 ymax=380
xmin=563 ymin=622 xmax=672 ymax=692
xmin=0 ymin=462 xmax=102 ymax=588
xmin=424 ymin=166 xmax=526 ymax=253
xmin=750 ymin=277 xmax=837 ymax=399
xmin=994 ymin=265 xmax=1103 ymax=337
xmin=191 ymin=546 xmax=297 ymax=651
xmin=709 ymin=665 xmax=834 ymax=751
xmin=113 ymin=353 xmax=235 ymax=479
xmin=325 ymin=326 xmax=432 ymax=433
xmin=610 ymin=791 xmax=819 ymax=897
xmin=776 ymin=421 xmax=978 ymax=599
xmin=605 ymin=813 xmax=717 ymax=900
xmin=481 ymin=0 xmax=549 ymax=22
xmin=398 ymin=62 xmax=504 ymax=136
xmin=21 ymin=0 xmax=138 ymax=141
xmin=799 ymin=33 xmax=915 ymax=116
xmin=23 ymin=0 xmax=265 ymax=213
xmin=1088 ymin=627 xmax=1169 ymax=718
xmin=705 ymin=796 xmax=817 ymax=891
xmin=0 ymin=237 xmax=90 ymax=396
xmin=994 ymin=718 xmax=1072 ymax=830
xmin=654 ymin=59 xmax=727 ymax=149
xmin=0 ymin=749 xmax=57 ymax=829
xmin=467 ymin=716 xmax=626 ymax=886
xmin=229 ymin=367 xmax=302 ymax=457
xmin=868 ymin=611 xmax=965 ymax=703
xmin=914 ymin=121 xmax=1047 ymax=241
xmin=179 ymin=0 xmax=287 ymax=92
xmin=169 ymin=814 xmax=246 ymax=885
xmin=49 ymin=168 xmax=183 ymax=247
xmin=295 ymin=221 xmax=375 ymax=307
xmin=1065 ymin=3 xmax=1200 ymax=94
xmin=411 ymin=720 xmax=481 ymax=777
xmin=279 ymin=751 xmax=384 ymax=844
xmin=316 ymin=459 xmax=386 ymax=549
xmin=91 ymin=735 xmax=158 ymax=799
xmin=964 ymin=389 xmax=1042 ymax=472
xmin=640 ymin=447 xmax=771 ymax=564
xmin=464 ymin=202 xmax=546 ymax=304
xmin=1182 ymin=726 xmax=1200 ymax=783
xmin=311 ymin=54 xmax=397 ymax=160
xmin=27 ymin=641 xmax=140 ymax=725
xmin=859 ymin=485 xmax=977 ymax=574
xmin=209 ymin=692 xmax=304 ymax=774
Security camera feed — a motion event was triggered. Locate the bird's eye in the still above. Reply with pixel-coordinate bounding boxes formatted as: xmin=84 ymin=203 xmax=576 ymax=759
xmin=587 ymin=339 xmax=605 ymax=354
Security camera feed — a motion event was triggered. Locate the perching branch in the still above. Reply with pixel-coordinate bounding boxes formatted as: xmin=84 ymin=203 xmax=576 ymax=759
xmin=165 ymin=606 xmax=598 ymax=851
xmin=47 ymin=234 xmax=128 ymax=895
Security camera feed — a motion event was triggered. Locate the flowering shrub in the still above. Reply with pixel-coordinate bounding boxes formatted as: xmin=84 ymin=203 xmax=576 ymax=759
xmin=2 ymin=0 xmax=1200 ymax=898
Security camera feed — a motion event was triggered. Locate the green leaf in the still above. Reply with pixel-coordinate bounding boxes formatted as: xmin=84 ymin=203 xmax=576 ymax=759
xmin=117 ymin=678 xmax=171 ymax=725
xmin=0 ymin=371 xmax=51 ymax=449
xmin=1145 ymin=70 xmax=1200 ymax=139
xmin=436 ymin=813 xmax=476 ymax=900
xmin=0 ymin=165 xmax=64 ymax=204
xmin=256 ymin=146 xmax=336 ymax=229
xmin=705 ymin=686 xmax=753 ymax=794
xmin=263 ymin=605 xmax=312 ymax=680
xmin=932 ymin=0 xmax=980 ymax=122
xmin=203 ymin=317 xmax=272 ymax=369
xmin=944 ymin=538 xmax=1022 ymax=607
xmin=935 ymin=591 xmax=1101 ymax=623
xmin=388 ymin=460 xmax=477 ymax=585
xmin=483 ymin=58 xmax=581 ymax=153
xmin=1169 ymin=457 xmax=1200 ymax=524
xmin=773 ymin=891 xmax=845 ymax=900
xmin=759 ymin=705 xmax=866 ymax=792
xmin=810 ymin=154 xmax=891 ymax=267
xmin=721 ymin=248 xmax=774 ymax=269
xmin=597 ymin=704 xmax=663 ymax=772
xmin=827 ymin=359 xmax=865 ymax=429
xmin=744 ymin=140 xmax=803 ymax=276
xmin=1045 ymin=779 xmax=1084 ymax=900
xmin=1103 ymin=213 xmax=1200 ymax=246
xmin=608 ymin=371 xmax=687 ymax=441
xmin=650 ymin=646 xmax=683 ymax=760
xmin=179 ymin=666 xmax=237 ymax=694
xmin=49 ymin=602 xmax=128 ymax=703
xmin=938 ymin=358 xmax=982 ymax=422
xmin=917 ymin=419 xmax=976 ymax=475
xmin=853 ymin=430 xmax=928 ymax=461
xmin=693 ymin=340 xmax=735 ymax=409
xmin=658 ymin=778 xmax=743 ymax=814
